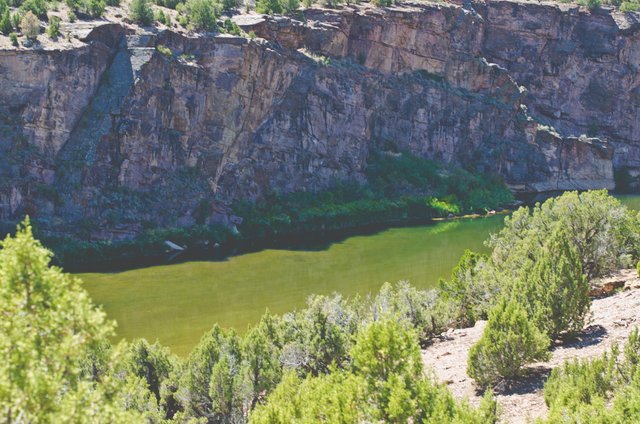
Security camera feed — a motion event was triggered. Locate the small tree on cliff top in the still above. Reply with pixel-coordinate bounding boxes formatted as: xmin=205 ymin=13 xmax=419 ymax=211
xmin=20 ymin=11 xmax=39 ymax=40
xmin=0 ymin=9 xmax=11 ymax=35
xmin=129 ymin=0 xmax=154 ymax=25
xmin=184 ymin=0 xmax=218 ymax=31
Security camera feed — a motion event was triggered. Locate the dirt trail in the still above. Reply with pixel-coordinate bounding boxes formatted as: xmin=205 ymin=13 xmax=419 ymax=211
xmin=422 ymin=269 xmax=640 ymax=423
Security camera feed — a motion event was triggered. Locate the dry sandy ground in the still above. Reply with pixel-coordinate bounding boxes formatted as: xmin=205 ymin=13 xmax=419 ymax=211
xmin=422 ymin=269 xmax=640 ymax=423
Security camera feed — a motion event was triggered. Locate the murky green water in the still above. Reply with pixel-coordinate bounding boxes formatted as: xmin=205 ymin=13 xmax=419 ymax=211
xmin=80 ymin=195 xmax=640 ymax=355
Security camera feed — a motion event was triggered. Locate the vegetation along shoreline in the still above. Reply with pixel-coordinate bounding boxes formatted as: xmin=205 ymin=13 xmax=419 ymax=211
xmin=5 ymin=190 xmax=640 ymax=422
xmin=33 ymin=152 xmax=517 ymax=272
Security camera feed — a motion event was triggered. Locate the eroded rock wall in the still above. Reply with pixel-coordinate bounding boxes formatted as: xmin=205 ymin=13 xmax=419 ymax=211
xmin=247 ymin=1 xmax=638 ymax=184
xmin=0 ymin=1 xmax=634 ymax=237
xmin=0 ymin=24 xmax=123 ymax=222
xmin=478 ymin=1 xmax=640 ymax=181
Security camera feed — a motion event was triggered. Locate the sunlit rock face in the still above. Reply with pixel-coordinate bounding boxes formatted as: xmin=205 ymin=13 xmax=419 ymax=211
xmin=1 ymin=0 xmax=633 ymax=237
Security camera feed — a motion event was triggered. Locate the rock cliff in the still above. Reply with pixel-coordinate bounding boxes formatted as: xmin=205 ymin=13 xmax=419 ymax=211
xmin=1 ymin=0 xmax=636 ymax=238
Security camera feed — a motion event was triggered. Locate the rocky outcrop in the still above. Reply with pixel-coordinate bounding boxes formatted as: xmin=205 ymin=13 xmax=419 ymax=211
xmin=1 ymin=1 xmax=636 ymax=237
xmin=478 ymin=1 xmax=640 ymax=185
xmin=0 ymin=24 xmax=123 ymax=222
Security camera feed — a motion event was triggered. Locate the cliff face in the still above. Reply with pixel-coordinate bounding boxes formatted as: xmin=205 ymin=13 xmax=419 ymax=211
xmin=0 ymin=1 xmax=635 ymax=238
xmin=478 ymin=1 xmax=640 ymax=180
xmin=0 ymin=24 xmax=123 ymax=223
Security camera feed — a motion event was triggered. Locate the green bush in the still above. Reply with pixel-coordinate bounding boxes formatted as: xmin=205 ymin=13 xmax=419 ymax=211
xmin=9 ymin=31 xmax=17 ymax=45
xmin=621 ymin=1 xmax=640 ymax=10
xmin=129 ymin=0 xmax=154 ymax=25
xmin=154 ymin=0 xmax=181 ymax=9
xmin=178 ymin=325 xmax=248 ymax=420
xmin=467 ymin=297 xmax=550 ymax=387
xmin=20 ymin=11 xmax=39 ymax=40
xmin=252 ymin=319 xmax=498 ymax=423
xmin=220 ymin=0 xmax=236 ymax=12
xmin=489 ymin=190 xmax=640 ymax=281
xmin=544 ymin=354 xmax=616 ymax=414
xmin=0 ymin=220 xmax=146 ymax=421
xmin=154 ymin=9 xmax=171 ymax=25
xmin=46 ymin=15 xmax=60 ymax=38
xmin=515 ymin=228 xmax=591 ymax=339
xmin=540 ymin=329 xmax=640 ymax=423
xmin=88 ymin=0 xmax=106 ymax=16
xmin=20 ymin=0 xmax=47 ymax=18
xmin=0 ymin=9 xmax=12 ymax=34
xmin=280 ymin=0 xmax=299 ymax=12
xmin=156 ymin=44 xmax=173 ymax=59
xmin=222 ymin=17 xmax=241 ymax=35
xmin=66 ymin=0 xmax=105 ymax=17
xmin=10 ymin=11 xmax=20 ymax=29
xmin=255 ymin=0 xmax=281 ymax=14
xmin=118 ymin=339 xmax=178 ymax=403
xmin=438 ymin=250 xmax=496 ymax=327
xmin=184 ymin=0 xmax=218 ymax=31
xmin=374 ymin=281 xmax=446 ymax=343
xmin=579 ymin=0 xmax=601 ymax=8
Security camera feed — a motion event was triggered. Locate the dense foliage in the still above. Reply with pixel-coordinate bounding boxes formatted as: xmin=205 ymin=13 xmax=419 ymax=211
xmin=539 ymin=328 xmax=640 ymax=423
xmin=129 ymin=0 xmax=154 ymax=25
xmin=19 ymin=10 xmax=37 ymax=38
xmin=490 ymin=190 xmax=640 ymax=280
xmin=40 ymin=152 xmax=512 ymax=271
xmin=467 ymin=297 xmax=550 ymax=386
xmin=66 ymin=0 xmax=107 ymax=18
xmin=180 ymin=0 xmax=219 ymax=30
xmin=233 ymin=152 xmax=513 ymax=240
xmin=465 ymin=190 xmax=640 ymax=387
xmin=3 ymin=190 xmax=640 ymax=422
xmin=0 ymin=220 xmax=144 ymax=421
xmin=255 ymin=0 xmax=299 ymax=15
xmin=46 ymin=14 xmax=59 ymax=37
xmin=0 ymin=220 xmax=497 ymax=422
xmin=438 ymin=249 xmax=492 ymax=327
xmin=251 ymin=320 xmax=497 ymax=423
xmin=0 ymin=9 xmax=11 ymax=35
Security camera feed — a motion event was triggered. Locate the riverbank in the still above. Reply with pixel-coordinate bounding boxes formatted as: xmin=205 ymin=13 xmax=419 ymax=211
xmin=42 ymin=152 xmax=515 ymax=272
xmin=423 ymin=268 xmax=640 ymax=424
xmin=48 ymin=206 xmax=514 ymax=273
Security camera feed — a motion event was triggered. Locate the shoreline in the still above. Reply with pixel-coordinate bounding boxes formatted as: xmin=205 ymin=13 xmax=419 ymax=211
xmin=37 ymin=189 xmax=639 ymax=274
xmin=61 ymin=208 xmax=512 ymax=274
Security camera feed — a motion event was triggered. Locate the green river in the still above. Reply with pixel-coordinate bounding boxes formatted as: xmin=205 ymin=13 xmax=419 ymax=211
xmin=80 ymin=195 xmax=640 ymax=356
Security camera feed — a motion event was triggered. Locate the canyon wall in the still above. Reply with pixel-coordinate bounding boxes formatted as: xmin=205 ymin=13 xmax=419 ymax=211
xmin=0 ymin=0 xmax=636 ymax=238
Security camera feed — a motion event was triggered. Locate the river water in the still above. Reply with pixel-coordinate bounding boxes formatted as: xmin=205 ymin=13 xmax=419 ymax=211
xmin=80 ymin=195 xmax=640 ymax=355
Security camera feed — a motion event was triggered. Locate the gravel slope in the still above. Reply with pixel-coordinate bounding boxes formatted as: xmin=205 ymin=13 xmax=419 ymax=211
xmin=422 ymin=269 xmax=640 ymax=423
